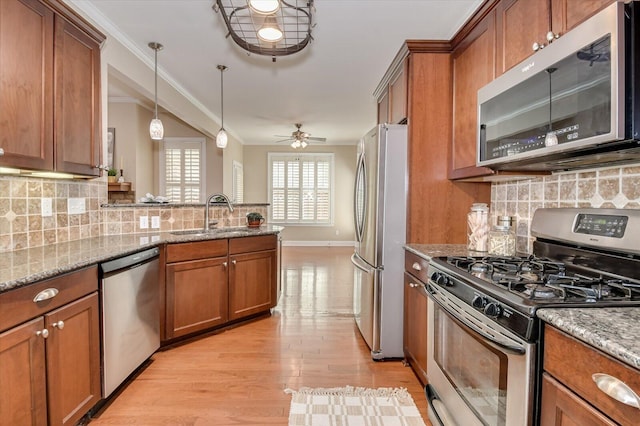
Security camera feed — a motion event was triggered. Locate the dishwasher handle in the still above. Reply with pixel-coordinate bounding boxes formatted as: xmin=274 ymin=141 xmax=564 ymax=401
xmin=100 ymin=247 xmax=160 ymax=274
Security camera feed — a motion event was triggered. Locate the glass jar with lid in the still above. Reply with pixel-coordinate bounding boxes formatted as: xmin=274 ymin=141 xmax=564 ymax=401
xmin=488 ymin=216 xmax=516 ymax=256
xmin=467 ymin=203 xmax=489 ymax=252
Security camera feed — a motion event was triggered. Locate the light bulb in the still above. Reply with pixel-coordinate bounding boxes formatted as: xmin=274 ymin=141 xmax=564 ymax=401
xmin=291 ymin=140 xmax=301 ymax=149
xmin=544 ymin=131 xmax=558 ymax=147
xmin=258 ymin=17 xmax=283 ymax=42
xmin=249 ymin=0 xmax=280 ymax=15
xmin=150 ymin=118 xmax=164 ymax=140
xmin=216 ymin=128 xmax=228 ymax=148
xmin=300 ymin=140 xmax=308 ymax=148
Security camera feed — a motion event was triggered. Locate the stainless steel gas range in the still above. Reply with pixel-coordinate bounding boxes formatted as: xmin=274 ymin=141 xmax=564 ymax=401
xmin=425 ymin=208 xmax=640 ymax=426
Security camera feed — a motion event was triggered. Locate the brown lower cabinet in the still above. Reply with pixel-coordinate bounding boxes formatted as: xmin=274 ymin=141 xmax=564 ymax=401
xmin=164 ymin=235 xmax=278 ymax=340
xmin=403 ymin=250 xmax=431 ymax=385
xmin=541 ymin=325 xmax=640 ymax=426
xmin=0 ymin=267 xmax=101 ymax=426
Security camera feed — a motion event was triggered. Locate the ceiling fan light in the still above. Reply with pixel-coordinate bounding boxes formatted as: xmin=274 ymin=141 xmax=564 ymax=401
xmin=150 ymin=118 xmax=164 ymax=140
xmin=258 ymin=17 xmax=283 ymax=42
xmin=249 ymin=0 xmax=280 ymax=15
xmin=300 ymin=140 xmax=308 ymax=148
xmin=216 ymin=128 xmax=228 ymax=148
xmin=291 ymin=140 xmax=301 ymax=149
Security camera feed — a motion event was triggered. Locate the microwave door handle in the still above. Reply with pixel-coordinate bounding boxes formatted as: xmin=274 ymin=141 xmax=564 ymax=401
xmin=428 ymin=288 xmax=525 ymax=355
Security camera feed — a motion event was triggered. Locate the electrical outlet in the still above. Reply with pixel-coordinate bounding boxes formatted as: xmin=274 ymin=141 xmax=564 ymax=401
xmin=151 ymin=216 xmax=160 ymax=229
xmin=67 ymin=198 xmax=86 ymax=215
xmin=41 ymin=198 xmax=52 ymax=217
xmin=139 ymin=216 xmax=149 ymax=229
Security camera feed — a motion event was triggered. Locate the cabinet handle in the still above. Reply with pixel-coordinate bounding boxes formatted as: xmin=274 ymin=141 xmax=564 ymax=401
xmin=36 ymin=329 xmax=49 ymax=339
xmin=412 ymin=262 xmax=422 ymax=271
xmin=33 ymin=288 xmax=59 ymax=303
xmin=592 ymin=373 xmax=640 ymax=409
xmin=546 ymin=31 xmax=560 ymax=43
xmin=0 ymin=148 xmax=4 ymax=156
xmin=232 ymin=260 xmax=236 ymax=265
xmin=409 ymin=282 xmax=424 ymax=288
xmin=532 ymin=42 xmax=545 ymax=51
xmin=222 ymin=262 xmax=227 ymax=268
xmin=52 ymin=321 xmax=65 ymax=330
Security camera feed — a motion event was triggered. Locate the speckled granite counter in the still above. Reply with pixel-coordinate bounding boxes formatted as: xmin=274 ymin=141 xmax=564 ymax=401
xmin=404 ymin=244 xmax=474 ymax=260
xmin=537 ymin=308 xmax=640 ymax=370
xmin=0 ymin=225 xmax=283 ymax=294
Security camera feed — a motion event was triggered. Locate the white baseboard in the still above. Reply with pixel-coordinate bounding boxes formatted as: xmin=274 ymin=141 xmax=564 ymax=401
xmin=281 ymin=240 xmax=357 ymax=247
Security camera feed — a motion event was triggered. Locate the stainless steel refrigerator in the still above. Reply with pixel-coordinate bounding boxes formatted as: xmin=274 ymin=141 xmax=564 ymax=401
xmin=351 ymin=124 xmax=407 ymax=360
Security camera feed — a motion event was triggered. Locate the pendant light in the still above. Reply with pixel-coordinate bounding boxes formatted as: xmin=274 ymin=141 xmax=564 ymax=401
xmin=148 ymin=42 xmax=164 ymax=140
xmin=258 ymin=16 xmax=284 ymax=42
xmin=216 ymin=65 xmax=228 ymax=149
xmin=544 ymin=67 xmax=558 ymax=147
xmin=249 ymin=0 xmax=280 ymax=15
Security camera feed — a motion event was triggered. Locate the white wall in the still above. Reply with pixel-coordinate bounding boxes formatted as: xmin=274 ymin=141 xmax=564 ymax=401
xmin=243 ymin=144 xmax=357 ymax=244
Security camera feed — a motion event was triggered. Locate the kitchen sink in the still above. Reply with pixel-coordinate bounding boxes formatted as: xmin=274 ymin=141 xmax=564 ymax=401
xmin=170 ymin=227 xmax=252 ymax=237
xmin=170 ymin=229 xmax=214 ymax=236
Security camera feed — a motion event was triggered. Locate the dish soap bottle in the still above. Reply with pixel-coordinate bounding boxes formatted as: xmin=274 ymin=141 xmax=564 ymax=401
xmin=467 ymin=203 xmax=489 ymax=252
xmin=488 ymin=216 xmax=516 ymax=256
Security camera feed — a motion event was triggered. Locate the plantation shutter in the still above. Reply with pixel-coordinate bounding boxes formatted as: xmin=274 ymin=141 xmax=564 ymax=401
xmin=161 ymin=139 xmax=204 ymax=203
xmin=268 ymin=153 xmax=333 ymax=224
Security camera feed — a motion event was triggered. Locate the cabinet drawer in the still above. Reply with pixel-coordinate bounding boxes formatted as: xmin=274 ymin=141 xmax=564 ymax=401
xmin=229 ymin=235 xmax=277 ymax=255
xmin=0 ymin=266 xmax=98 ymax=332
xmin=404 ymin=251 xmax=430 ymax=283
xmin=544 ymin=326 xmax=640 ymax=425
xmin=166 ymin=239 xmax=228 ymax=263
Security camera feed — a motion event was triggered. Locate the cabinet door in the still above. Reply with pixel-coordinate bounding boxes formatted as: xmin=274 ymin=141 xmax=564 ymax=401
xmin=540 ymin=373 xmax=617 ymax=426
xmin=450 ymin=13 xmax=496 ymax=180
xmin=496 ymin=0 xmax=550 ymax=75
xmin=0 ymin=0 xmax=54 ymax=171
xmin=389 ymin=58 xmax=408 ymax=124
xmin=551 ymin=0 xmax=614 ymax=35
xmin=403 ymin=273 xmax=428 ymax=385
xmin=54 ymin=15 xmax=101 ymax=176
xmin=166 ymin=257 xmax=228 ymax=338
xmin=0 ymin=317 xmax=47 ymax=426
xmin=229 ymin=249 xmax=277 ymax=321
xmin=45 ymin=293 xmax=101 ymax=426
xmin=377 ymin=91 xmax=389 ymax=125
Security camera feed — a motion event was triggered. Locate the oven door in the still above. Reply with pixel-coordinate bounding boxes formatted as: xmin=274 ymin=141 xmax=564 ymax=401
xmin=426 ymin=283 xmax=535 ymax=426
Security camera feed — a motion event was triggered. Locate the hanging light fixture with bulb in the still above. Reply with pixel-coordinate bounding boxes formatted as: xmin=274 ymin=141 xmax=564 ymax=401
xmin=148 ymin=42 xmax=164 ymax=140
xmin=216 ymin=65 xmax=228 ymax=149
xmin=544 ymin=67 xmax=558 ymax=147
xmin=213 ymin=0 xmax=314 ymax=60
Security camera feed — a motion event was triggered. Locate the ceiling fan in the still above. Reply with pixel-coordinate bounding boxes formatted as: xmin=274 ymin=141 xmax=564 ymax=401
xmin=275 ymin=123 xmax=327 ymax=148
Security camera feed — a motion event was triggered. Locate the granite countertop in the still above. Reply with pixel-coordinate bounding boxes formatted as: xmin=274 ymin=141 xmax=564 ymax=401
xmin=0 ymin=225 xmax=283 ymax=294
xmin=537 ymin=308 xmax=640 ymax=370
xmin=100 ymin=202 xmax=269 ymax=208
xmin=405 ymin=243 xmax=474 ymax=260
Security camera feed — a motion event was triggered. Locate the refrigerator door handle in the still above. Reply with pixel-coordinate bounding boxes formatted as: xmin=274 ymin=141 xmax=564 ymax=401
xmin=353 ymin=152 xmax=367 ymax=243
xmin=351 ymin=252 xmax=378 ymax=274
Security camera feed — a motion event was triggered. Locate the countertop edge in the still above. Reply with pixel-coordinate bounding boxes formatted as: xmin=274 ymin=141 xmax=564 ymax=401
xmin=537 ymin=307 xmax=640 ymax=370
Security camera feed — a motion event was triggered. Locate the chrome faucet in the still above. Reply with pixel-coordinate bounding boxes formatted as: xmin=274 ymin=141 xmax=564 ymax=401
xmin=204 ymin=193 xmax=234 ymax=230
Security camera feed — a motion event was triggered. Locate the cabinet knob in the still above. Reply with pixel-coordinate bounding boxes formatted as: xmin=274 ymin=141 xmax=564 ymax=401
xmin=36 ymin=329 xmax=49 ymax=339
xmin=222 ymin=262 xmax=227 ymax=267
xmin=411 ymin=262 xmax=422 ymax=271
xmin=33 ymin=288 xmax=59 ymax=303
xmin=232 ymin=260 xmax=236 ymax=265
xmin=52 ymin=320 xmax=65 ymax=330
xmin=546 ymin=31 xmax=560 ymax=43
xmin=532 ymin=42 xmax=545 ymax=51
xmin=0 ymin=147 xmax=4 ymax=156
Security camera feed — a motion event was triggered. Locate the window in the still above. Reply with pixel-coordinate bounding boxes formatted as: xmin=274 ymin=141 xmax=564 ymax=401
xmin=232 ymin=160 xmax=244 ymax=203
xmin=268 ymin=153 xmax=333 ymax=225
xmin=160 ymin=138 xmax=205 ymax=203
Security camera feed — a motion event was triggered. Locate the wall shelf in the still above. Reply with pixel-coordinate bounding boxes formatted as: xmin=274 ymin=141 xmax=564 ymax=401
xmin=107 ymin=182 xmax=132 ymax=192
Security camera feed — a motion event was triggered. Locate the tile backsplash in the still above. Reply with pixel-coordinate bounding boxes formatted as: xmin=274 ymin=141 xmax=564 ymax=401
xmin=0 ymin=175 xmax=268 ymax=253
xmin=491 ymin=163 xmax=640 ymax=253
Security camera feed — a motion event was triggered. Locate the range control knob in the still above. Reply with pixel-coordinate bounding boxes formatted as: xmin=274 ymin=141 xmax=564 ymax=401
xmin=471 ymin=295 xmax=487 ymax=310
xmin=430 ymin=272 xmax=441 ymax=283
xmin=484 ymin=302 xmax=503 ymax=319
xmin=437 ymin=274 xmax=452 ymax=287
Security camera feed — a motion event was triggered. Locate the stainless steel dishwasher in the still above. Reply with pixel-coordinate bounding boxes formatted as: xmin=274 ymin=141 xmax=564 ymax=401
xmin=100 ymin=247 xmax=160 ymax=398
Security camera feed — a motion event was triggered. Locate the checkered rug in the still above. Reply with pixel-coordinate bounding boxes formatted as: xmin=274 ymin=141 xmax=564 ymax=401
xmin=285 ymin=386 xmax=426 ymax=426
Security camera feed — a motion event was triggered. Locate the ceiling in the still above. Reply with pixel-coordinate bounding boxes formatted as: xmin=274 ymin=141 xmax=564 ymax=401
xmin=74 ymin=0 xmax=483 ymax=146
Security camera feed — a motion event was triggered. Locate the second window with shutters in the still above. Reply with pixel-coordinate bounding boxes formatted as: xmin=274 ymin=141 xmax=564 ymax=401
xmin=160 ymin=138 xmax=205 ymax=203
xmin=268 ymin=153 xmax=334 ymax=225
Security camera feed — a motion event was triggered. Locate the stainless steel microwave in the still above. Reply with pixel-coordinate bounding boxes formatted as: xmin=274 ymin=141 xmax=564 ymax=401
xmin=477 ymin=1 xmax=640 ymax=171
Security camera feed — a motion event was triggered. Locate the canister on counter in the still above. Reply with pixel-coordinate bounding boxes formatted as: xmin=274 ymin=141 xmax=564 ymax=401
xmin=488 ymin=216 xmax=516 ymax=256
xmin=467 ymin=203 xmax=489 ymax=252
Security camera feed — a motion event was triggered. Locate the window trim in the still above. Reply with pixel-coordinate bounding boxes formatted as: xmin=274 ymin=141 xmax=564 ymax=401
xmin=267 ymin=152 xmax=335 ymax=226
xmin=159 ymin=137 xmax=206 ymax=203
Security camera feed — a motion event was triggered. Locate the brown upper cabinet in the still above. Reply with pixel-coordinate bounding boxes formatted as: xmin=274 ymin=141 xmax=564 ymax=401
xmin=0 ymin=0 xmax=104 ymax=176
xmin=496 ymin=0 xmax=614 ymax=76
xmin=377 ymin=57 xmax=408 ymax=124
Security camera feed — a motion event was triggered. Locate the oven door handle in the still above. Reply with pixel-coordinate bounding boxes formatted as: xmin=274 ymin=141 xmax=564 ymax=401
xmin=429 ymin=286 xmax=526 ymax=355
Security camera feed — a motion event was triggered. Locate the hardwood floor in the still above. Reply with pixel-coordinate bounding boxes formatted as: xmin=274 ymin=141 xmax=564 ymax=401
xmin=90 ymin=246 xmax=429 ymax=425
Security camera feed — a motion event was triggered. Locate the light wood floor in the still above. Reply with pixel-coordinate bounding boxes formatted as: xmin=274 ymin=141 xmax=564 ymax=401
xmin=90 ymin=246 xmax=429 ymax=425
